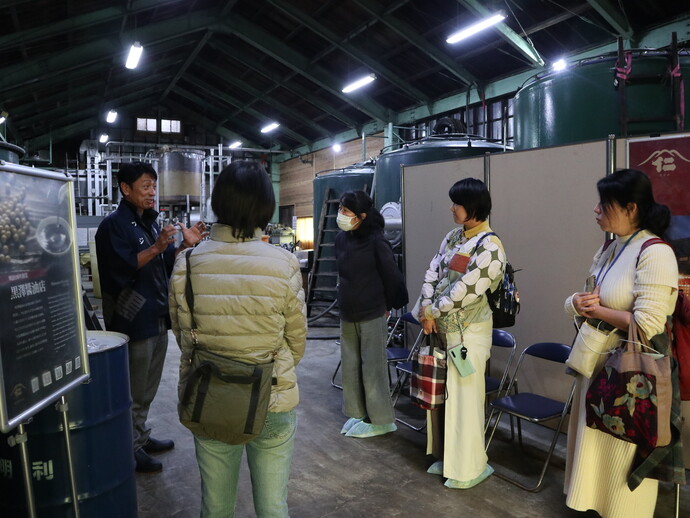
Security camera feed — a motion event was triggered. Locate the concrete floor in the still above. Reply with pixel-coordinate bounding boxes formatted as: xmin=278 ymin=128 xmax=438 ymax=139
xmin=135 ymin=326 xmax=687 ymax=518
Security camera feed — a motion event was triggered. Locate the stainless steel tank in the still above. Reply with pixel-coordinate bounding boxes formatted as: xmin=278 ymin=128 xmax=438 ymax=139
xmin=157 ymin=149 xmax=204 ymax=202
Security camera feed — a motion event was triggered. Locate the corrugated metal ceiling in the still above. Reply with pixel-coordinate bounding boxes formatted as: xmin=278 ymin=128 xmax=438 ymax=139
xmin=0 ymin=0 xmax=688 ymax=156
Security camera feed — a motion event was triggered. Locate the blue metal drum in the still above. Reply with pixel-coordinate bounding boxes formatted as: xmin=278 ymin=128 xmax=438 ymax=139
xmin=0 ymin=331 xmax=137 ymax=518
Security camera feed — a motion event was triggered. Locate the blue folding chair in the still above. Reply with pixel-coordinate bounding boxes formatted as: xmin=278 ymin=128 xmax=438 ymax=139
xmin=384 ymin=309 xmax=411 ymax=380
xmin=485 ymin=342 xmax=576 ymax=492
xmin=484 ymin=329 xmax=518 ymax=436
xmin=331 ymin=311 xmax=416 ymax=390
xmin=390 ymin=313 xmax=427 ymax=431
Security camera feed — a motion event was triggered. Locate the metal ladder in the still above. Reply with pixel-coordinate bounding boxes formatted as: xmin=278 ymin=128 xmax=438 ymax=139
xmin=616 ymin=33 xmax=684 ymax=136
xmin=306 ymin=187 xmax=340 ymax=323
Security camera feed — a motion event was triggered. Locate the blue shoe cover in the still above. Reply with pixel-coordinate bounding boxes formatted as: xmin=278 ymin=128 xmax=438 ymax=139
xmin=340 ymin=417 xmax=363 ymax=435
xmin=345 ymin=421 xmax=397 ymax=438
xmin=444 ymin=465 xmax=494 ymax=489
xmin=426 ymin=460 xmax=444 ymax=475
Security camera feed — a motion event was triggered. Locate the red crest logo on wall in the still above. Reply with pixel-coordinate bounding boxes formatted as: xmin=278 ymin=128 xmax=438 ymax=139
xmin=629 ymin=135 xmax=690 ymax=283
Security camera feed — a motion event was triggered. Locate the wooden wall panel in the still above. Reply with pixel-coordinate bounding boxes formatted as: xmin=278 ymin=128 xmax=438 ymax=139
xmin=279 ymin=134 xmax=384 ymax=218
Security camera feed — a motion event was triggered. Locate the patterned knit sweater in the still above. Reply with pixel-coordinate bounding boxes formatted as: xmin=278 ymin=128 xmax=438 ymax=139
xmin=420 ymin=221 xmax=506 ymax=333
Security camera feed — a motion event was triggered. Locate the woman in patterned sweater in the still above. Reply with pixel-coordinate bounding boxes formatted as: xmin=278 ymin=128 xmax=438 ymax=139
xmin=419 ymin=178 xmax=506 ymax=489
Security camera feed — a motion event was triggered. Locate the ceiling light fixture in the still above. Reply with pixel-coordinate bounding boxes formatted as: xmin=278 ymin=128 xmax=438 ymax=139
xmin=106 ymin=110 xmax=118 ymax=123
xmin=446 ymin=13 xmax=506 ymax=44
xmin=229 ymin=141 xmax=242 ymax=149
xmin=552 ymin=59 xmax=567 ymax=72
xmin=260 ymin=122 xmax=280 ymax=134
xmin=125 ymin=42 xmax=143 ymax=69
xmin=99 ymin=134 xmax=109 ymax=144
xmin=342 ymin=73 xmax=376 ymax=93
xmin=332 ymin=143 xmax=342 ymax=153
xmin=0 ymin=111 xmax=7 ymax=125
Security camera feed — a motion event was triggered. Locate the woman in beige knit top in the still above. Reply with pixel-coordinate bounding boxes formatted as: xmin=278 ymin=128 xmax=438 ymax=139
xmin=564 ymin=168 xmax=679 ymax=518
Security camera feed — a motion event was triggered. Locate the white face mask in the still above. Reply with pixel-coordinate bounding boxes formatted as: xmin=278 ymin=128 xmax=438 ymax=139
xmin=336 ymin=212 xmax=358 ymax=231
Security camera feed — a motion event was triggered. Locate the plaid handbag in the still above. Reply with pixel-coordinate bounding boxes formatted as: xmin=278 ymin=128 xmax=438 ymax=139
xmin=410 ymin=334 xmax=447 ymax=410
xmin=585 ymin=318 xmax=672 ymax=448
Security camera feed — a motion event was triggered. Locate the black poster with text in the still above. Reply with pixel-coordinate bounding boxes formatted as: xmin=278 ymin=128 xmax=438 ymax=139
xmin=0 ymin=165 xmax=88 ymax=432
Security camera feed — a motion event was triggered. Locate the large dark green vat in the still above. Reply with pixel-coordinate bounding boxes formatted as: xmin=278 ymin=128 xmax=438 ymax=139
xmin=310 ymin=164 xmax=374 ymax=309
xmin=514 ymin=52 xmax=690 ymax=150
xmin=312 ymin=163 xmax=375 ymax=239
xmin=374 ymin=136 xmax=508 ymax=209
xmin=0 ymin=142 xmax=25 ymax=163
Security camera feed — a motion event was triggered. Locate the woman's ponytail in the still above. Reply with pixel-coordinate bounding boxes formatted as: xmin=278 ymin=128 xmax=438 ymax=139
xmin=642 ymin=202 xmax=671 ymax=238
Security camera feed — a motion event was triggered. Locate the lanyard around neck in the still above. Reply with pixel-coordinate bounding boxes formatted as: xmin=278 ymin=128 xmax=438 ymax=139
xmin=595 ymin=230 xmax=640 ymax=286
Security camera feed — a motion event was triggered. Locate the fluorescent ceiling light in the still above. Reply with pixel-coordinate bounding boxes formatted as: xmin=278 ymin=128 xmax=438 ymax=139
xmin=342 ymin=73 xmax=376 ymax=93
xmin=0 ymin=111 xmax=7 ymax=125
xmin=125 ymin=42 xmax=143 ymax=69
xmin=332 ymin=143 xmax=342 ymax=153
xmin=552 ymin=59 xmax=567 ymax=72
xmin=446 ymin=13 xmax=506 ymax=44
xmin=99 ymin=134 xmax=109 ymax=143
xmin=106 ymin=110 xmax=118 ymax=123
xmin=260 ymin=122 xmax=280 ymax=133
xmin=229 ymin=141 xmax=242 ymax=149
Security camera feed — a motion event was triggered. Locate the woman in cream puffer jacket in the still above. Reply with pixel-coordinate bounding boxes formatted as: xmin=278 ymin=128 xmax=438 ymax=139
xmin=168 ymin=160 xmax=306 ymax=518
xmin=169 ymin=225 xmax=307 ymax=411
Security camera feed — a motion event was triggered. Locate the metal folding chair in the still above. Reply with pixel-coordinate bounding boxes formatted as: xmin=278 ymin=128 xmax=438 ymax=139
xmin=485 ymin=342 xmax=576 ymax=492
xmin=385 ymin=310 xmax=417 ymax=381
xmin=484 ymin=329 xmax=518 ymax=436
xmin=390 ymin=313 xmax=426 ymax=431
xmin=331 ymin=311 xmax=415 ymax=390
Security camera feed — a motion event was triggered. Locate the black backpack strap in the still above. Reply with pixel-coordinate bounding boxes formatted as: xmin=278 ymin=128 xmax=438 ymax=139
xmin=472 ymin=231 xmax=497 ymax=254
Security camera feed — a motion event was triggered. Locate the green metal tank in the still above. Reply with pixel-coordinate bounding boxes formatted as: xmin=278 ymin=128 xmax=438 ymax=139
xmin=310 ymin=163 xmax=375 ymax=311
xmin=374 ymin=136 xmax=509 ymax=210
xmin=0 ymin=142 xmax=25 ymax=163
xmin=312 ymin=162 xmax=375 ymax=239
xmin=514 ymin=52 xmax=690 ymax=150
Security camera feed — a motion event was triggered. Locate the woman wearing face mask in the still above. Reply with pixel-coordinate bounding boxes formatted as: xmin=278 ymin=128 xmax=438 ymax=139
xmin=334 ymin=190 xmax=408 ymax=438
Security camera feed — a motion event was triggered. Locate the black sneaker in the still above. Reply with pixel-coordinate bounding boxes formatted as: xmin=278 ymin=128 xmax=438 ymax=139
xmin=135 ymin=449 xmax=163 ymax=473
xmin=142 ymin=437 xmax=175 ymax=454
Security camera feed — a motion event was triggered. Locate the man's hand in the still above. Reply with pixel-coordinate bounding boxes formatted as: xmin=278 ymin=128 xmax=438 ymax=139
xmin=179 ymin=221 xmax=208 ymax=248
xmin=154 ymin=224 xmax=178 ymax=253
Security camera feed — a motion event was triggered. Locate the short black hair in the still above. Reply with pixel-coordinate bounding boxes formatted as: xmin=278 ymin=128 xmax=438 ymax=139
xmin=211 ymin=160 xmax=275 ymax=239
xmin=448 ymin=178 xmax=491 ymax=222
xmin=597 ymin=168 xmax=671 ymax=237
xmin=117 ymin=161 xmax=157 ymax=195
xmin=339 ymin=190 xmax=384 ymax=233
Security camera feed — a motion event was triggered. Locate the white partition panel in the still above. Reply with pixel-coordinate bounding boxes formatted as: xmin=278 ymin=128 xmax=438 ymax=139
xmin=489 ymin=141 xmax=607 ymax=345
xmin=402 ymin=157 xmax=485 ymax=306
xmin=402 ymin=140 xmax=609 ymax=399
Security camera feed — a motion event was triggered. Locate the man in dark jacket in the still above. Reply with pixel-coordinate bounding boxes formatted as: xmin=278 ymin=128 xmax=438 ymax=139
xmin=95 ymin=162 xmax=206 ymax=473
